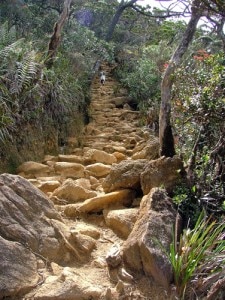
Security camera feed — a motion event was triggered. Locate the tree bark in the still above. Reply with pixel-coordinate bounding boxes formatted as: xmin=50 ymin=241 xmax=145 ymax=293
xmin=45 ymin=0 xmax=72 ymax=69
xmin=216 ymin=17 xmax=225 ymax=53
xmin=105 ymin=0 xmax=138 ymax=42
xmin=159 ymin=0 xmax=202 ymax=157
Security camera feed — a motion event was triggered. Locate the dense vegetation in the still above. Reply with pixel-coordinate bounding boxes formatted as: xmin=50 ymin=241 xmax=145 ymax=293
xmin=0 ymin=0 xmax=224 ymax=299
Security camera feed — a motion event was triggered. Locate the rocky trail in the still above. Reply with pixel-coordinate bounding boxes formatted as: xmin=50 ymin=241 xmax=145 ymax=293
xmin=0 ymin=62 xmax=183 ymax=299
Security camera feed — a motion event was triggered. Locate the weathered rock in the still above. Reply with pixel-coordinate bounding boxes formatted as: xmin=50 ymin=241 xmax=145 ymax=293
xmin=89 ymin=176 xmax=100 ymax=190
xmin=51 ymin=262 xmax=63 ymax=276
xmin=69 ymin=230 xmax=97 ymax=256
xmin=75 ymin=178 xmax=92 ymax=190
xmin=54 ymin=162 xmax=85 ymax=178
xmin=106 ymin=244 xmax=122 ymax=268
xmin=113 ymin=151 xmax=127 ymax=162
xmin=38 ymin=180 xmax=61 ymax=194
xmin=42 ymin=155 xmax=58 ymax=163
xmin=103 ymin=208 xmax=139 ymax=239
xmin=72 ymin=223 xmax=101 ymax=239
xmin=119 ymin=110 xmax=139 ymax=121
xmin=76 ymin=189 xmax=136 ymax=213
xmin=0 ymin=236 xmax=38 ymax=299
xmin=123 ymin=136 xmax=137 ymax=149
xmin=58 ymin=154 xmax=83 ymax=164
xmin=85 ymin=162 xmax=112 ymax=177
xmin=118 ymin=268 xmax=134 ymax=283
xmin=102 ymin=159 xmax=147 ymax=193
xmin=51 ymin=178 xmax=97 ymax=203
xmin=123 ymin=103 xmax=132 ymax=110
xmin=25 ymin=267 xmax=103 ymax=300
xmin=85 ymin=123 xmax=102 ymax=135
xmin=122 ymin=188 xmax=176 ymax=290
xmin=0 ymin=174 xmax=90 ymax=298
xmin=86 ymin=149 xmax=117 ymax=165
xmin=0 ymin=174 xmax=73 ymax=263
xmin=132 ymin=137 xmax=159 ymax=160
xmin=112 ymin=145 xmax=127 ymax=153
xmin=141 ymin=156 xmax=183 ymax=194
xmin=63 ymin=203 xmax=81 ymax=217
xmin=17 ymin=161 xmax=51 ymax=178
xmin=111 ymin=96 xmax=128 ymax=107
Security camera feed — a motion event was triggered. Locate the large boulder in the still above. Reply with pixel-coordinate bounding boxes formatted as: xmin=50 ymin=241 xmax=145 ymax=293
xmin=0 ymin=173 xmax=81 ymax=267
xmin=65 ymin=189 xmax=136 ymax=215
xmin=102 ymin=159 xmax=147 ymax=193
xmin=0 ymin=236 xmax=38 ymax=299
xmin=85 ymin=149 xmax=117 ymax=165
xmin=85 ymin=162 xmax=112 ymax=178
xmin=38 ymin=180 xmax=61 ymax=194
xmin=132 ymin=137 xmax=159 ymax=160
xmin=25 ymin=267 xmax=103 ymax=300
xmin=103 ymin=208 xmax=139 ymax=239
xmin=17 ymin=161 xmax=51 ymax=178
xmin=122 ymin=188 xmax=177 ymax=290
xmin=0 ymin=174 xmax=83 ymax=298
xmin=77 ymin=189 xmax=136 ymax=213
xmin=141 ymin=156 xmax=183 ymax=194
xmin=54 ymin=162 xmax=85 ymax=178
xmin=51 ymin=178 xmax=97 ymax=203
xmin=111 ymin=96 xmax=128 ymax=107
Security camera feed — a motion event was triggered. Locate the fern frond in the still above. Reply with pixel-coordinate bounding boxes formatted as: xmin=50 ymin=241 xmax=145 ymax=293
xmin=12 ymin=50 xmax=39 ymax=94
xmin=0 ymin=39 xmax=25 ymax=60
xmin=0 ymin=100 xmax=13 ymax=142
xmin=0 ymin=125 xmax=11 ymax=142
xmin=0 ymin=22 xmax=17 ymax=48
xmin=17 ymin=51 xmax=38 ymax=89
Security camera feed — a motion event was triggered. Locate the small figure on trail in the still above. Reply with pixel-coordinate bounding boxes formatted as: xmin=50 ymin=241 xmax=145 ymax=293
xmin=100 ymin=71 xmax=106 ymax=85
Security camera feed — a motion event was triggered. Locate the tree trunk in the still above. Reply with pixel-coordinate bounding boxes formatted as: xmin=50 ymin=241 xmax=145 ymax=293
xmin=159 ymin=0 xmax=202 ymax=157
xmin=45 ymin=0 xmax=72 ymax=69
xmin=105 ymin=0 xmax=138 ymax=42
xmin=216 ymin=17 xmax=225 ymax=53
xmin=105 ymin=5 xmax=125 ymax=42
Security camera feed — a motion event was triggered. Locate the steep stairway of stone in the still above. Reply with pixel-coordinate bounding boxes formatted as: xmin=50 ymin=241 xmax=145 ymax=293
xmin=16 ymin=62 xmax=154 ymax=199
xmin=83 ymin=62 xmax=142 ymax=153
xmin=1 ymin=62 xmax=176 ymax=300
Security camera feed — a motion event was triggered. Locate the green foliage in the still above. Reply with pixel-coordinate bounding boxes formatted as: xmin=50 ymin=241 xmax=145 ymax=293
xmin=172 ymin=51 xmax=225 ymax=212
xmin=78 ymin=0 xmax=116 ymax=40
xmin=172 ymin=183 xmax=201 ymax=228
xmin=64 ymin=20 xmax=115 ymax=63
xmin=0 ymin=20 xmax=89 ymax=153
xmin=173 ymin=51 xmax=225 ymax=156
xmin=0 ymin=21 xmax=17 ymax=46
xmin=169 ymin=211 xmax=225 ymax=299
xmin=123 ymin=47 xmax=161 ymax=102
xmin=154 ymin=20 xmax=186 ymax=44
xmin=116 ymin=41 xmax=173 ymax=113
xmin=0 ymin=1 xmax=34 ymax=37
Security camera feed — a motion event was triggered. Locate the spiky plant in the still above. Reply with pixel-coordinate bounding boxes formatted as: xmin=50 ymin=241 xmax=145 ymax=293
xmin=169 ymin=211 xmax=225 ymax=299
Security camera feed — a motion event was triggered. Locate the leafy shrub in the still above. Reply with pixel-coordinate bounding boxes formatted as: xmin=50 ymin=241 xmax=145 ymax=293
xmin=172 ymin=183 xmax=201 ymax=229
xmin=172 ymin=52 xmax=225 ymax=212
xmin=115 ymin=41 xmax=173 ymax=114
